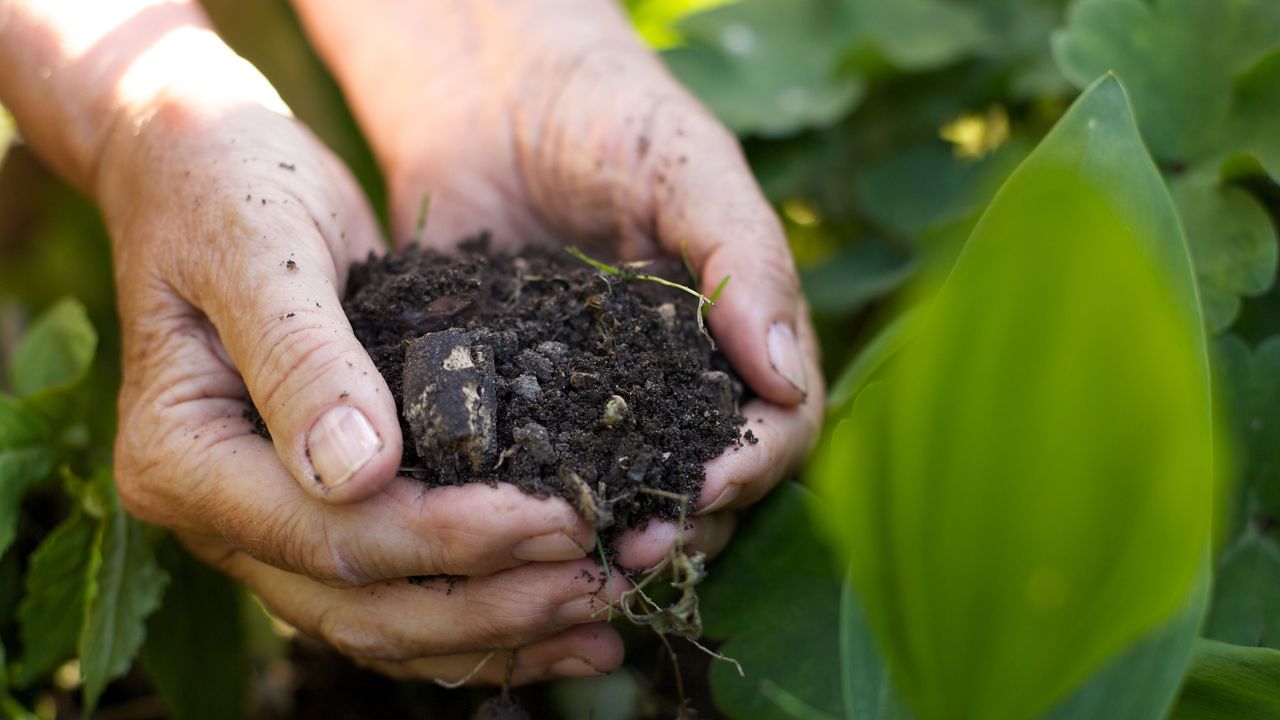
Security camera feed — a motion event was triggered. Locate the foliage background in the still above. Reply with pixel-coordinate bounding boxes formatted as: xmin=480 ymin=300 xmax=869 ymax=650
xmin=2 ymin=0 xmax=1280 ymax=718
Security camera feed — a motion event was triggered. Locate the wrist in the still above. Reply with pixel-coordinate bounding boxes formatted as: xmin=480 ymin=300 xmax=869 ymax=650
xmin=94 ymin=28 xmax=292 ymax=225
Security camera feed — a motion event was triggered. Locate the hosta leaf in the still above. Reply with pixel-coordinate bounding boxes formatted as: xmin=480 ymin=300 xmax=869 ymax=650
xmin=812 ymin=76 xmax=1214 ymax=720
xmin=16 ymin=510 xmax=96 ymax=686
xmin=1205 ymin=526 xmax=1280 ymax=649
xmin=703 ymin=483 xmax=844 ymax=719
xmin=79 ymin=476 xmax=169 ymax=713
xmin=141 ymin=537 xmax=248 ymax=720
xmin=10 ymin=298 xmax=97 ymax=398
xmin=1052 ymin=0 xmax=1280 ymax=165
xmin=662 ymin=0 xmax=864 ymax=137
xmin=1169 ymin=174 xmax=1278 ymax=332
xmin=1170 ymin=640 xmax=1280 ymax=719
xmin=0 ymin=395 xmax=52 ymax=559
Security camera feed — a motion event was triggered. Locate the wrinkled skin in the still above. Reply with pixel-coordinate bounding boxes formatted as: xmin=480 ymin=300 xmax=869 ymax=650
xmin=0 ymin=0 xmax=822 ymax=686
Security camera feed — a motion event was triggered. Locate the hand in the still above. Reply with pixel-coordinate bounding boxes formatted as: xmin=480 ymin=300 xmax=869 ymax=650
xmin=69 ymin=18 xmax=628 ymax=684
xmin=292 ymin=0 xmax=825 ymax=568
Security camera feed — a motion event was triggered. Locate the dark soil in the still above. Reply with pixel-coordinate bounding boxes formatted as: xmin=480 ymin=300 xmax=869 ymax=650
xmin=331 ymin=238 xmax=746 ymax=535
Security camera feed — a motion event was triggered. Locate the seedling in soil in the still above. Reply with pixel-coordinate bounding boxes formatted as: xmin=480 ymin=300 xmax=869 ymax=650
xmin=565 ymin=246 xmax=729 ymax=347
xmin=414 ymin=192 xmax=433 ymax=245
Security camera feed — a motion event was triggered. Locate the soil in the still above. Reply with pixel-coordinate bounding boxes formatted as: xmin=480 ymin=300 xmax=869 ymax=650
xmin=300 ymin=237 xmax=746 ymax=537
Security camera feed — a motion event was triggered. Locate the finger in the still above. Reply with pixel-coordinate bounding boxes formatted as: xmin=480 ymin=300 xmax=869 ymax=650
xmin=114 ymin=306 xmax=599 ymax=584
xmin=644 ymin=103 xmax=811 ymax=406
xmin=613 ymin=512 xmax=737 ymax=571
xmin=178 ymin=122 xmax=399 ymax=504
xmin=696 ymin=313 xmax=824 ymax=514
xmin=359 ymin=624 xmax=625 ymax=686
xmin=198 ymin=543 xmax=629 ymax=662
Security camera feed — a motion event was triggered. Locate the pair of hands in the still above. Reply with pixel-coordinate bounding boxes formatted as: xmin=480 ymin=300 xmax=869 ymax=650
xmin=4 ymin=0 xmax=822 ymax=685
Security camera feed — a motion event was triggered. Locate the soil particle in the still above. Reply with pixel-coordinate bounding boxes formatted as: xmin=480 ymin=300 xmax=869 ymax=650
xmin=259 ymin=238 xmax=746 ymax=537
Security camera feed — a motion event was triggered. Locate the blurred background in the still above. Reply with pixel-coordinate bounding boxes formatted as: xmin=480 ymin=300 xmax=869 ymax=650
xmin=2 ymin=0 xmax=1279 ymax=718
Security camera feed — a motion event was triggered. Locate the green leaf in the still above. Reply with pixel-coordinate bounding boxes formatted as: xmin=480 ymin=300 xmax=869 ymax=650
xmin=1214 ymin=335 xmax=1280 ymax=526
xmin=10 ymin=298 xmax=97 ymax=398
xmin=1052 ymin=0 xmax=1280 ymax=165
xmin=812 ymin=77 xmax=1215 ymax=720
xmin=844 ymin=0 xmax=989 ymax=72
xmin=703 ymin=483 xmax=844 ymax=719
xmin=662 ymin=0 xmax=864 ymax=137
xmin=141 ymin=536 xmax=248 ymax=720
xmin=79 ymin=478 xmax=169 ymax=713
xmin=1169 ymin=174 xmax=1278 ymax=332
xmin=826 ymin=308 xmax=920 ymax=411
xmin=1170 ymin=640 xmax=1280 ymax=719
xmin=828 ymin=562 xmax=1212 ymax=720
xmin=1206 ymin=526 xmax=1280 ymax=648
xmin=839 ymin=578 xmax=911 ymax=720
xmin=1040 ymin=562 xmax=1210 ymax=720
xmin=1227 ymin=47 xmax=1280 ymax=181
xmin=800 ymin=241 xmax=915 ymax=316
xmin=15 ymin=510 xmax=96 ymax=686
xmin=0 ymin=395 xmax=53 ymax=559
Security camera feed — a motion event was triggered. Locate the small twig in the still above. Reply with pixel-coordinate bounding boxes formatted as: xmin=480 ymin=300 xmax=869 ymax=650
xmin=433 ymin=650 xmax=495 ymax=688
xmin=566 ymin=247 xmax=717 ymax=307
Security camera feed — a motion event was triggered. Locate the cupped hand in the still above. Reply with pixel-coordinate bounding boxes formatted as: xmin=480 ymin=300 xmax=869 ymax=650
xmin=97 ymin=79 xmax=625 ymax=683
xmin=293 ymin=0 xmax=825 ymax=570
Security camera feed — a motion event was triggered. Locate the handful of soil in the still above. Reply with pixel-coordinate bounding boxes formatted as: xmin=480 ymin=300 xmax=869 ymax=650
xmin=340 ymin=238 xmax=747 ymax=535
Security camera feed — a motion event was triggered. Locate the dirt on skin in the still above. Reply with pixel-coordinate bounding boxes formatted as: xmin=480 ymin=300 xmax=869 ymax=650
xmin=332 ymin=237 xmax=746 ymax=536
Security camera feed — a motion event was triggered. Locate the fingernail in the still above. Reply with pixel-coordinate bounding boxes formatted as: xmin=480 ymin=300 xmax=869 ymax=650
xmin=697 ymin=484 xmax=741 ymax=515
xmin=767 ymin=322 xmax=808 ymax=397
xmin=512 ymin=532 xmax=588 ymax=562
xmin=307 ymin=405 xmax=382 ymax=489
xmin=548 ymin=656 xmax=605 ymax=678
xmin=556 ymin=593 xmax=609 ymax=625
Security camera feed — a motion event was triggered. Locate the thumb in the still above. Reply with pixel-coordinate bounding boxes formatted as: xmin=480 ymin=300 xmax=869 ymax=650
xmin=652 ymin=113 xmax=809 ymax=406
xmin=197 ymin=174 xmax=401 ymax=503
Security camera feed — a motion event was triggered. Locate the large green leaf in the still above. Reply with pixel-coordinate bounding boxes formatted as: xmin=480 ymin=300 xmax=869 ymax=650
xmin=1170 ymin=640 xmax=1280 ymax=719
xmin=703 ymin=483 xmax=844 ymax=719
xmin=141 ymin=536 xmax=248 ymax=720
xmin=9 ymin=298 xmax=97 ymax=398
xmin=79 ymin=477 xmax=169 ymax=713
xmin=0 ymin=395 xmax=52 ymax=559
xmin=812 ymin=76 xmax=1214 ymax=720
xmin=1227 ymin=48 xmax=1280 ymax=181
xmin=1206 ymin=526 xmax=1280 ymax=648
xmin=15 ymin=510 xmax=96 ymax=686
xmin=1039 ymin=562 xmax=1210 ymax=720
xmin=830 ymin=562 xmax=1212 ymax=720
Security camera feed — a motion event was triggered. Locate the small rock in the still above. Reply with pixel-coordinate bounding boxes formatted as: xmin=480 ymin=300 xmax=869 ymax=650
xmin=511 ymin=373 xmax=542 ymax=400
xmin=513 ymin=422 xmax=558 ymax=465
xmin=516 ymin=348 xmax=554 ymax=381
xmin=402 ymin=328 xmax=496 ymax=473
xmin=602 ymin=395 xmax=630 ymax=428
xmin=570 ymin=371 xmax=600 ymax=389
xmin=656 ymin=302 xmax=676 ymax=328
xmin=701 ymin=370 xmax=736 ymax=417
xmin=536 ymin=340 xmax=568 ymax=361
